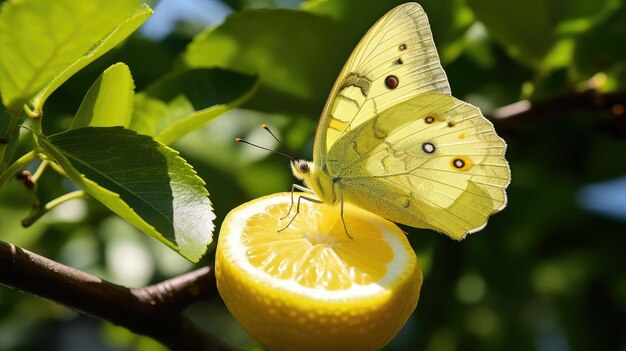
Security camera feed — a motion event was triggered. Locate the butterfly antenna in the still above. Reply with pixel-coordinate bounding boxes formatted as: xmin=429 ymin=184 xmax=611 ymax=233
xmin=262 ymin=124 xmax=282 ymax=145
xmin=235 ymin=137 xmax=296 ymax=161
xmin=261 ymin=124 xmax=297 ymax=160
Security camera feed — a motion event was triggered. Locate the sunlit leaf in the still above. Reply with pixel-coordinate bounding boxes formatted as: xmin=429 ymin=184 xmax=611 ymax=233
xmin=71 ymin=63 xmax=135 ymax=129
xmin=131 ymin=68 xmax=257 ymax=145
xmin=0 ymin=0 xmax=151 ymax=113
xmin=38 ymin=127 xmax=215 ymax=262
xmin=554 ymin=0 xmax=620 ymax=35
xmin=542 ymin=38 xmax=575 ymax=71
xmin=183 ymin=9 xmax=340 ymax=115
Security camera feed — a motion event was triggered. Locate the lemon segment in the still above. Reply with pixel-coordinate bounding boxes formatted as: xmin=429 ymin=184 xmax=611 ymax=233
xmin=216 ymin=193 xmax=422 ymax=351
xmin=243 ymin=201 xmax=393 ymax=290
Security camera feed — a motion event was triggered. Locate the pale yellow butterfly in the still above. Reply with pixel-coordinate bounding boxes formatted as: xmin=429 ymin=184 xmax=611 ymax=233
xmin=289 ymin=2 xmax=510 ymax=240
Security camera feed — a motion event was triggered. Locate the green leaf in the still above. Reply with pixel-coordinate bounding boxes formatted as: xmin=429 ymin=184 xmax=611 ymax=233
xmin=0 ymin=0 xmax=151 ymax=113
xmin=0 ymin=100 xmax=20 ymax=168
xmin=130 ymin=68 xmax=257 ymax=145
xmin=301 ymin=0 xmax=404 ymax=19
xmin=183 ymin=9 xmax=341 ymax=115
xmin=467 ymin=0 xmax=620 ymax=69
xmin=38 ymin=127 xmax=214 ymax=262
xmin=467 ymin=0 xmax=555 ymax=66
xmin=574 ymin=4 xmax=626 ymax=82
xmin=71 ymin=63 xmax=135 ymax=129
xmin=552 ymin=0 xmax=620 ymax=35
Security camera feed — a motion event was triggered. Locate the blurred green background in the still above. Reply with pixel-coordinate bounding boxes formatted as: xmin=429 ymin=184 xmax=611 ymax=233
xmin=1 ymin=0 xmax=626 ymax=350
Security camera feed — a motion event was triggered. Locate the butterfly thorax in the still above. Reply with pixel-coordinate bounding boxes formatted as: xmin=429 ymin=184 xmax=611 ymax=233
xmin=290 ymin=159 xmax=337 ymax=204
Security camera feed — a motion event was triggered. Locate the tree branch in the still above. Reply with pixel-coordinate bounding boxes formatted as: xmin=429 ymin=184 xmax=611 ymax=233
xmin=489 ymin=89 xmax=626 ymax=137
xmin=0 ymin=240 xmax=233 ymax=351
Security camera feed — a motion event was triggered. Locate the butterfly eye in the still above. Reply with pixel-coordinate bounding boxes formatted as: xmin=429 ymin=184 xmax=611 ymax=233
xmin=385 ymin=75 xmax=399 ymax=89
xmin=299 ymin=162 xmax=310 ymax=173
xmin=450 ymin=157 xmax=472 ymax=171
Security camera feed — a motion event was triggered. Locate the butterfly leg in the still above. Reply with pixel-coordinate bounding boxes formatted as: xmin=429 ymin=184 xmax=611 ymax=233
xmin=340 ymin=196 xmax=354 ymax=239
xmin=281 ymin=184 xmax=314 ymax=220
xmin=278 ymin=195 xmax=322 ymax=232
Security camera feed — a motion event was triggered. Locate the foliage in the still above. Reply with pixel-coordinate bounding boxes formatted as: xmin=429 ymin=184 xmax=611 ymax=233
xmin=0 ymin=0 xmax=625 ymax=350
xmin=0 ymin=0 xmax=258 ymax=262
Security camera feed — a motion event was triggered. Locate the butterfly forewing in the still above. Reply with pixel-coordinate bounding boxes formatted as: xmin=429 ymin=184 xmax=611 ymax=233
xmin=314 ymin=3 xmax=450 ymax=164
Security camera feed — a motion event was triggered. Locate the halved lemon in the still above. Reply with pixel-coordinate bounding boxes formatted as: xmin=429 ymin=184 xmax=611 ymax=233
xmin=215 ymin=193 xmax=422 ymax=351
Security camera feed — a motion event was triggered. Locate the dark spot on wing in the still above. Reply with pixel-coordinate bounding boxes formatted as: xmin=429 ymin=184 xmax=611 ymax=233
xmin=422 ymin=142 xmax=435 ymax=154
xmin=385 ymin=75 xmax=399 ymax=89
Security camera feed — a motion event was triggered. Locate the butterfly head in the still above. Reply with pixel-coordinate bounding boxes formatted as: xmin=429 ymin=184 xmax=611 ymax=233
xmin=290 ymin=159 xmax=335 ymax=204
xmin=290 ymin=159 xmax=312 ymax=180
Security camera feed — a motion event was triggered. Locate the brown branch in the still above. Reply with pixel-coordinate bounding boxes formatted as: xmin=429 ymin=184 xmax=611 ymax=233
xmin=489 ymin=89 xmax=626 ymax=136
xmin=0 ymin=240 xmax=233 ymax=351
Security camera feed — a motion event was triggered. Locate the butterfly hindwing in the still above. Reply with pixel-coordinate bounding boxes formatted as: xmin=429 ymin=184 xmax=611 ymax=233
xmin=314 ymin=3 xmax=450 ymax=164
xmin=327 ymin=94 xmax=509 ymax=239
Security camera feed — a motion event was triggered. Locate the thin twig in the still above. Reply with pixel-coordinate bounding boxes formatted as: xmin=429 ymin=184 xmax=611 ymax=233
xmin=21 ymin=190 xmax=87 ymax=227
xmin=0 ymin=150 xmax=39 ymax=190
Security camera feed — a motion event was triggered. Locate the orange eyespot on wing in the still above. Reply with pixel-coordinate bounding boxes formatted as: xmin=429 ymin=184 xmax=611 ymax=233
xmin=450 ymin=156 xmax=472 ymax=171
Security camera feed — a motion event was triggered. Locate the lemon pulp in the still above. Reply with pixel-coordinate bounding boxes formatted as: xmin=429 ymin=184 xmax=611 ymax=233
xmin=243 ymin=202 xmax=393 ymax=290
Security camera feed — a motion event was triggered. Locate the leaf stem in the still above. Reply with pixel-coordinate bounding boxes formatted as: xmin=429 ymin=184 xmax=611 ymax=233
xmin=31 ymin=114 xmax=43 ymax=134
xmin=0 ymin=150 xmax=39 ymax=190
xmin=23 ymin=104 xmax=37 ymax=118
xmin=46 ymin=159 xmax=67 ymax=177
xmin=22 ymin=190 xmax=86 ymax=227
xmin=31 ymin=160 xmax=49 ymax=183
xmin=0 ymin=109 xmax=21 ymax=170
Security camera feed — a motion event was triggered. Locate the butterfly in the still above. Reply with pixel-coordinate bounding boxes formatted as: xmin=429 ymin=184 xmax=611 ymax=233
xmin=288 ymin=2 xmax=510 ymax=240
